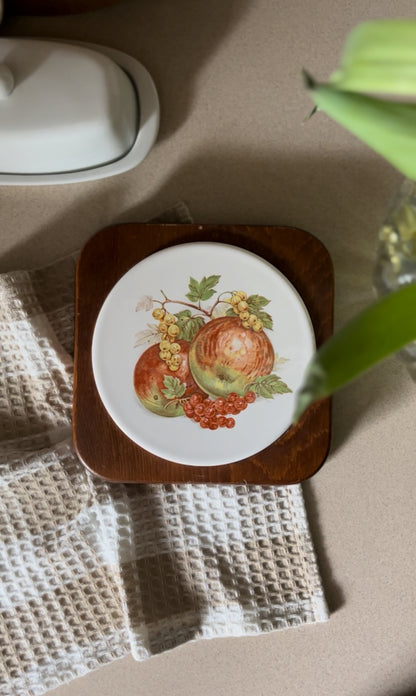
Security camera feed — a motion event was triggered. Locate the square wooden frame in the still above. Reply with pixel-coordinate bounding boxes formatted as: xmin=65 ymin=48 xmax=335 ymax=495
xmin=73 ymin=223 xmax=333 ymax=484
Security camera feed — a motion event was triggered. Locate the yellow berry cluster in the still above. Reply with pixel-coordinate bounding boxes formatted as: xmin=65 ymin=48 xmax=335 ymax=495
xmin=229 ymin=291 xmax=263 ymax=332
xmin=152 ymin=307 xmax=181 ymax=371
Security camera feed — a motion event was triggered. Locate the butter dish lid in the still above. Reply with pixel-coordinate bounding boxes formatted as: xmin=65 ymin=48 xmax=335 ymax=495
xmin=0 ymin=38 xmax=138 ymax=175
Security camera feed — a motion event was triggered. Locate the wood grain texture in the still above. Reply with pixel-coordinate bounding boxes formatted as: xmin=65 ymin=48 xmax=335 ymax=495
xmin=73 ymin=223 xmax=333 ymax=484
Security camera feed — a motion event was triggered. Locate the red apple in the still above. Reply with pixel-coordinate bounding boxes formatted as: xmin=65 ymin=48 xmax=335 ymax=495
xmin=133 ymin=340 xmax=200 ymax=416
xmin=188 ymin=316 xmax=274 ymax=398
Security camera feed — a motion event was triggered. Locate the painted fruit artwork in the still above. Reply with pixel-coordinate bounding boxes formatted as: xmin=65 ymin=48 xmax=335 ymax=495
xmin=133 ymin=275 xmax=291 ymax=430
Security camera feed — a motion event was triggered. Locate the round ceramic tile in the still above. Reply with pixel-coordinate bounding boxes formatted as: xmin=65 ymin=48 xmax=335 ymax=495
xmin=92 ymin=242 xmax=315 ymax=466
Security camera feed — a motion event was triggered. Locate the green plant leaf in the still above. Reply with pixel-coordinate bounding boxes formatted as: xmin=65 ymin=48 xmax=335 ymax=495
xmin=185 ymin=275 xmax=221 ymax=302
xmin=330 ymin=20 xmax=416 ymax=95
xmin=293 ymin=282 xmax=416 ymax=422
xmin=246 ymin=374 xmax=292 ymax=399
xmin=161 ymin=375 xmax=186 ymax=400
xmin=304 ymin=72 xmax=416 ymax=180
xmin=175 ymin=310 xmax=205 ymax=341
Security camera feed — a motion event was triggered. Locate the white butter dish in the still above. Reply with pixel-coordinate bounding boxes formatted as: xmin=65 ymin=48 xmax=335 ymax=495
xmin=0 ymin=38 xmax=159 ymax=184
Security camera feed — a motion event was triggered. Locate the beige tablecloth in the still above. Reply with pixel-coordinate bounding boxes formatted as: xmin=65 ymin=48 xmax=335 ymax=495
xmin=0 ymin=206 xmax=328 ymax=696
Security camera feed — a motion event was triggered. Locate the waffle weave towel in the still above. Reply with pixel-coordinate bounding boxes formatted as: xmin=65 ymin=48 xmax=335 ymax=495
xmin=0 ymin=206 xmax=328 ymax=696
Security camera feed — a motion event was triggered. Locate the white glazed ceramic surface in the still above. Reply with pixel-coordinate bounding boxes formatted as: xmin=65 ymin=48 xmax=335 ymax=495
xmin=0 ymin=40 xmax=159 ymax=184
xmin=92 ymin=242 xmax=315 ymax=466
xmin=0 ymin=39 xmax=137 ymax=174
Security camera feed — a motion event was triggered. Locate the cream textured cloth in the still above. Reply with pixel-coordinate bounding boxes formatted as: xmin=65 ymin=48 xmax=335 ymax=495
xmin=0 ymin=206 xmax=328 ymax=696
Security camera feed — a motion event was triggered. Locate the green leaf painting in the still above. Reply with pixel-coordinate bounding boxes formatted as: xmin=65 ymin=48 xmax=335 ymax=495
xmin=161 ymin=375 xmax=186 ymax=400
xmin=246 ymin=374 xmax=292 ymax=399
xmin=134 ymin=271 xmax=292 ymax=430
xmin=246 ymin=295 xmax=273 ymax=329
xmin=174 ymin=310 xmax=205 ymax=342
xmin=186 ymin=275 xmax=221 ymax=303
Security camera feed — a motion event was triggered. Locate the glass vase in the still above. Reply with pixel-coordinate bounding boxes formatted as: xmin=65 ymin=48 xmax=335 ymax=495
xmin=373 ymin=178 xmax=416 ymax=379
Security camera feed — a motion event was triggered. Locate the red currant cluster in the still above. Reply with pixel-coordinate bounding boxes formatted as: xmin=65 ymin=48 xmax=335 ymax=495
xmin=183 ymin=391 xmax=256 ymax=430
